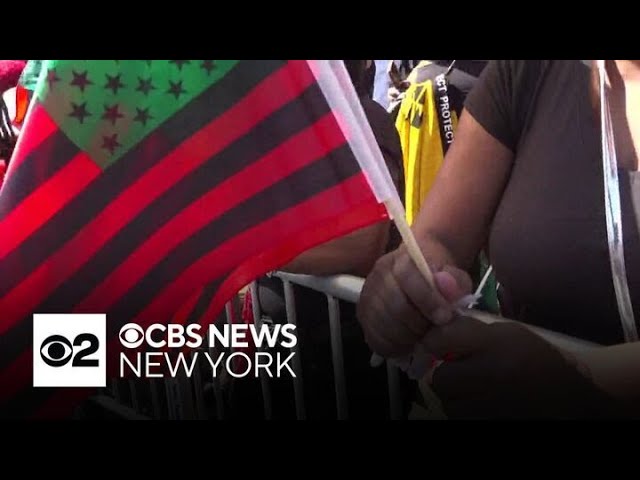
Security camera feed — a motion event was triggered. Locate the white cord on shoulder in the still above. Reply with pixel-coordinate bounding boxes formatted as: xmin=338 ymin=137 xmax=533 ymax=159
xmin=596 ymin=60 xmax=638 ymax=342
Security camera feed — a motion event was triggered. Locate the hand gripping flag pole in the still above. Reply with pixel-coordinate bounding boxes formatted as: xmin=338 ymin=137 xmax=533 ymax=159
xmin=311 ymin=61 xmax=475 ymax=375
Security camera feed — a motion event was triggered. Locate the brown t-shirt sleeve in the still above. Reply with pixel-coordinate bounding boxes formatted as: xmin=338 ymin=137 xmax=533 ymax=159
xmin=464 ymin=60 xmax=548 ymax=152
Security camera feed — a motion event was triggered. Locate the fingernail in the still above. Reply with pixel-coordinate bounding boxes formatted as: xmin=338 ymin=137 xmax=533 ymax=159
xmin=432 ymin=307 xmax=452 ymax=325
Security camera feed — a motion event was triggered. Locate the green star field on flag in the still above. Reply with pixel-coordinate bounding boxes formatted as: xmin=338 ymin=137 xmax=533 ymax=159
xmin=35 ymin=60 xmax=234 ymax=168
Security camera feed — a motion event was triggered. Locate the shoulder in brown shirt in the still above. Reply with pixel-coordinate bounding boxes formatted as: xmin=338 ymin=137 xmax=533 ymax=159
xmin=465 ymin=60 xmax=640 ymax=344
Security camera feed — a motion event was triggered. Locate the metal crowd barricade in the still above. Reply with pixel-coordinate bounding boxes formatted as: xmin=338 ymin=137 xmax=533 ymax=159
xmin=271 ymin=272 xmax=406 ymax=420
xmin=95 ymin=273 xmax=599 ymax=420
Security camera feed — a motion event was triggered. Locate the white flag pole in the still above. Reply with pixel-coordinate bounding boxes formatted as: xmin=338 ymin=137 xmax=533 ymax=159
xmin=309 ymin=60 xmax=442 ymax=371
xmin=308 ymin=60 xmax=436 ymax=289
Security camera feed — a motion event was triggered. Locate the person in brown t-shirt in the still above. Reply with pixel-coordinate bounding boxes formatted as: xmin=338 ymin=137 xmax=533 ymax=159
xmin=357 ymin=60 xmax=640 ymax=418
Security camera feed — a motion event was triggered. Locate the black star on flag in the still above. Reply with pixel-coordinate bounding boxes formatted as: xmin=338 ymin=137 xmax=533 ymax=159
xmin=167 ymin=80 xmax=186 ymax=100
xmin=102 ymin=104 xmax=124 ymax=125
xmin=105 ymin=73 xmax=125 ymax=94
xmin=133 ymin=107 xmax=152 ymax=126
xmin=70 ymin=70 xmax=93 ymax=92
xmin=200 ymin=60 xmax=216 ymax=75
xmin=101 ymin=133 xmax=121 ymax=154
xmin=136 ymin=77 xmax=155 ymax=96
xmin=68 ymin=102 xmax=91 ymax=123
xmin=169 ymin=60 xmax=191 ymax=70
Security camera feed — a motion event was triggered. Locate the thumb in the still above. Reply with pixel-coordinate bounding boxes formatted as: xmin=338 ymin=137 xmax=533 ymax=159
xmin=434 ymin=265 xmax=473 ymax=303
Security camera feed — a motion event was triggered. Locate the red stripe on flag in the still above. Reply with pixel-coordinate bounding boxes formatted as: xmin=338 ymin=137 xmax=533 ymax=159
xmin=132 ymin=174 xmax=384 ymax=328
xmin=8 ymin=103 xmax=58 ymax=172
xmin=0 ymin=61 xmax=316 ymax=333
xmin=0 ymin=153 xmax=100 ymax=261
xmin=76 ymin=112 xmax=345 ymax=312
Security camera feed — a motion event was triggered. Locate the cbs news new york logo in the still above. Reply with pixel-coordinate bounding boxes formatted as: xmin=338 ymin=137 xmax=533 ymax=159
xmin=33 ymin=314 xmax=298 ymax=387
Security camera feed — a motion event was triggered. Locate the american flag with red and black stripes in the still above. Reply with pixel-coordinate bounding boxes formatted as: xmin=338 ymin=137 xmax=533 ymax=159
xmin=0 ymin=60 xmax=390 ymax=418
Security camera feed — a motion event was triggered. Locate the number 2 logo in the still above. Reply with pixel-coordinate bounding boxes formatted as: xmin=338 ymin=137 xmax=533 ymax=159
xmin=40 ymin=333 xmax=100 ymax=368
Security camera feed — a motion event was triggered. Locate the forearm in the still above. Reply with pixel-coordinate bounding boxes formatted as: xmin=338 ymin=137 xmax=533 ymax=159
xmin=410 ymin=174 xmax=492 ymax=273
xmin=406 ymin=111 xmax=516 ymax=273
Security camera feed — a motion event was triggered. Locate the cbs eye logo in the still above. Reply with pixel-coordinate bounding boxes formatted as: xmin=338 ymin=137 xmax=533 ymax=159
xmin=119 ymin=323 xmax=145 ymax=348
xmin=40 ymin=333 xmax=100 ymax=368
xmin=33 ymin=314 xmax=106 ymax=388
